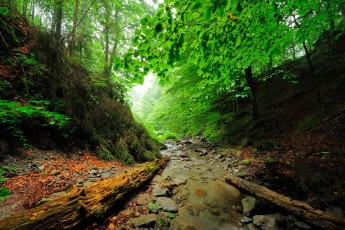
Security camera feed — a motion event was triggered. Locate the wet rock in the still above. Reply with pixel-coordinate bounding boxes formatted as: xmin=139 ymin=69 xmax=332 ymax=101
xmin=294 ymin=221 xmax=311 ymax=229
xmin=156 ymin=197 xmax=179 ymax=212
xmin=241 ymin=216 xmax=253 ymax=223
xmin=137 ymin=193 xmax=153 ymax=206
xmin=51 ymin=170 xmax=60 ymax=176
xmin=102 ymin=172 xmax=111 ymax=179
xmin=152 ymin=185 xmax=168 ymax=197
xmin=127 ymin=214 xmax=157 ymax=227
xmin=241 ymin=196 xmax=256 ymax=216
xmin=171 ymin=177 xmax=187 ymax=186
xmin=240 ymin=223 xmax=258 ymax=230
xmin=326 ymin=206 xmax=343 ymax=218
xmin=253 ymin=215 xmax=278 ymax=230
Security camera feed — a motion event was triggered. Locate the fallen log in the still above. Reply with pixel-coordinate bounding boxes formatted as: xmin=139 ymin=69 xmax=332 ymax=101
xmin=0 ymin=158 xmax=169 ymax=230
xmin=225 ymin=175 xmax=345 ymax=230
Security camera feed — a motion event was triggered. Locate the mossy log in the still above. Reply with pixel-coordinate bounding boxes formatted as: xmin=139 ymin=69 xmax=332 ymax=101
xmin=225 ymin=175 xmax=345 ymax=230
xmin=0 ymin=158 xmax=169 ymax=230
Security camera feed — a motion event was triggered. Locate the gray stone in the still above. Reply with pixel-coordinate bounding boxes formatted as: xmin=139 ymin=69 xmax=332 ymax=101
xmin=326 ymin=206 xmax=343 ymax=218
xmin=294 ymin=222 xmax=311 ymax=229
xmin=101 ymin=172 xmax=111 ymax=179
xmin=152 ymin=186 xmax=168 ymax=197
xmin=240 ymin=223 xmax=258 ymax=230
xmin=241 ymin=216 xmax=253 ymax=223
xmin=253 ymin=215 xmax=278 ymax=230
xmin=241 ymin=196 xmax=256 ymax=216
xmin=156 ymin=197 xmax=178 ymax=212
xmin=127 ymin=214 xmax=157 ymax=227
xmin=90 ymin=169 xmax=98 ymax=174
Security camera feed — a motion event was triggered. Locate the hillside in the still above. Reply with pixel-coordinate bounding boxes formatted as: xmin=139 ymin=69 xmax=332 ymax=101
xmin=0 ymin=6 xmax=159 ymax=163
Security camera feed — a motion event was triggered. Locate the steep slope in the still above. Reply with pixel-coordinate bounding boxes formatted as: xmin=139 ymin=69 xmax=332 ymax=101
xmin=0 ymin=6 xmax=159 ymax=164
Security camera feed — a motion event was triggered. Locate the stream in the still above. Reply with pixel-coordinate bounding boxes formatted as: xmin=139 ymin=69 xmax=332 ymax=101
xmin=160 ymin=141 xmax=244 ymax=229
xmin=103 ymin=140 xmax=251 ymax=230
xmin=98 ymin=140 xmax=316 ymax=230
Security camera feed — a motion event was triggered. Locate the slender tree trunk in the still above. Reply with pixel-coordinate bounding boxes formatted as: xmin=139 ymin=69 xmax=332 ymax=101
xmin=69 ymin=0 xmax=79 ymax=53
xmin=55 ymin=0 xmax=63 ymax=42
xmin=302 ymin=41 xmax=322 ymax=105
xmin=244 ymin=65 xmax=259 ymax=122
xmin=102 ymin=6 xmax=120 ymax=99
xmin=23 ymin=0 xmax=28 ymax=16
xmin=31 ymin=1 xmax=34 ymax=21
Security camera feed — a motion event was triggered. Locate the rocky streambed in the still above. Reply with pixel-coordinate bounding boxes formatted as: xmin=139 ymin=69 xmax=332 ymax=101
xmin=97 ymin=140 xmax=319 ymax=230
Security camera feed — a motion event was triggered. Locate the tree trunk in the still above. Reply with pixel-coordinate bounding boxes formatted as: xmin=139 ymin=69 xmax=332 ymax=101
xmin=302 ymin=41 xmax=322 ymax=105
xmin=225 ymin=175 xmax=345 ymax=230
xmin=30 ymin=1 xmax=34 ymax=21
xmin=0 ymin=158 xmax=168 ymax=230
xmin=103 ymin=6 xmax=120 ymax=99
xmin=244 ymin=65 xmax=259 ymax=122
xmin=23 ymin=0 xmax=29 ymax=16
xmin=69 ymin=0 xmax=79 ymax=53
xmin=55 ymin=0 xmax=63 ymax=41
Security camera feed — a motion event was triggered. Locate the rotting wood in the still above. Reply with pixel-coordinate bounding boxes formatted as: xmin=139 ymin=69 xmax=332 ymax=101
xmin=225 ymin=174 xmax=345 ymax=230
xmin=0 ymin=157 xmax=169 ymax=230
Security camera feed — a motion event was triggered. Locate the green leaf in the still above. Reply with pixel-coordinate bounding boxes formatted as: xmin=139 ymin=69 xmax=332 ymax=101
xmin=192 ymin=12 xmax=200 ymax=19
xmin=204 ymin=9 xmax=211 ymax=20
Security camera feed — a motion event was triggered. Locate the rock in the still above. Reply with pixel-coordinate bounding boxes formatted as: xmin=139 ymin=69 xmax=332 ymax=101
xmin=38 ymin=165 xmax=45 ymax=171
xmin=253 ymin=215 xmax=278 ymax=230
xmin=51 ymin=170 xmax=60 ymax=176
xmin=127 ymin=214 xmax=157 ymax=227
xmin=294 ymin=221 xmax=311 ymax=229
xmin=233 ymin=170 xmax=248 ymax=178
xmin=90 ymin=169 xmax=98 ymax=175
xmin=152 ymin=186 xmax=168 ymax=197
xmin=241 ymin=216 xmax=253 ymax=223
xmin=136 ymin=193 xmax=153 ymax=206
xmin=326 ymin=206 xmax=343 ymax=218
xmin=156 ymin=197 xmax=179 ymax=212
xmin=171 ymin=177 xmax=187 ymax=186
xmin=240 ymin=223 xmax=258 ymax=230
xmin=241 ymin=196 xmax=256 ymax=216
xmin=101 ymin=172 xmax=111 ymax=179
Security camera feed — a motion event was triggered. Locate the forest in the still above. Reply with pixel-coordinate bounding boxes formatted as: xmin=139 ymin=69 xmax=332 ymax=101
xmin=0 ymin=0 xmax=345 ymax=229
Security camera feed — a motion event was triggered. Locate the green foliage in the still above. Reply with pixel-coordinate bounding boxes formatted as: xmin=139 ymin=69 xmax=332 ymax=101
xmin=0 ymin=187 xmax=10 ymax=201
xmin=0 ymin=100 xmax=70 ymax=148
xmin=242 ymin=159 xmax=252 ymax=165
xmin=0 ymin=167 xmax=11 ymax=201
xmin=264 ymin=157 xmax=278 ymax=164
xmin=0 ymin=6 xmax=10 ymax=16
